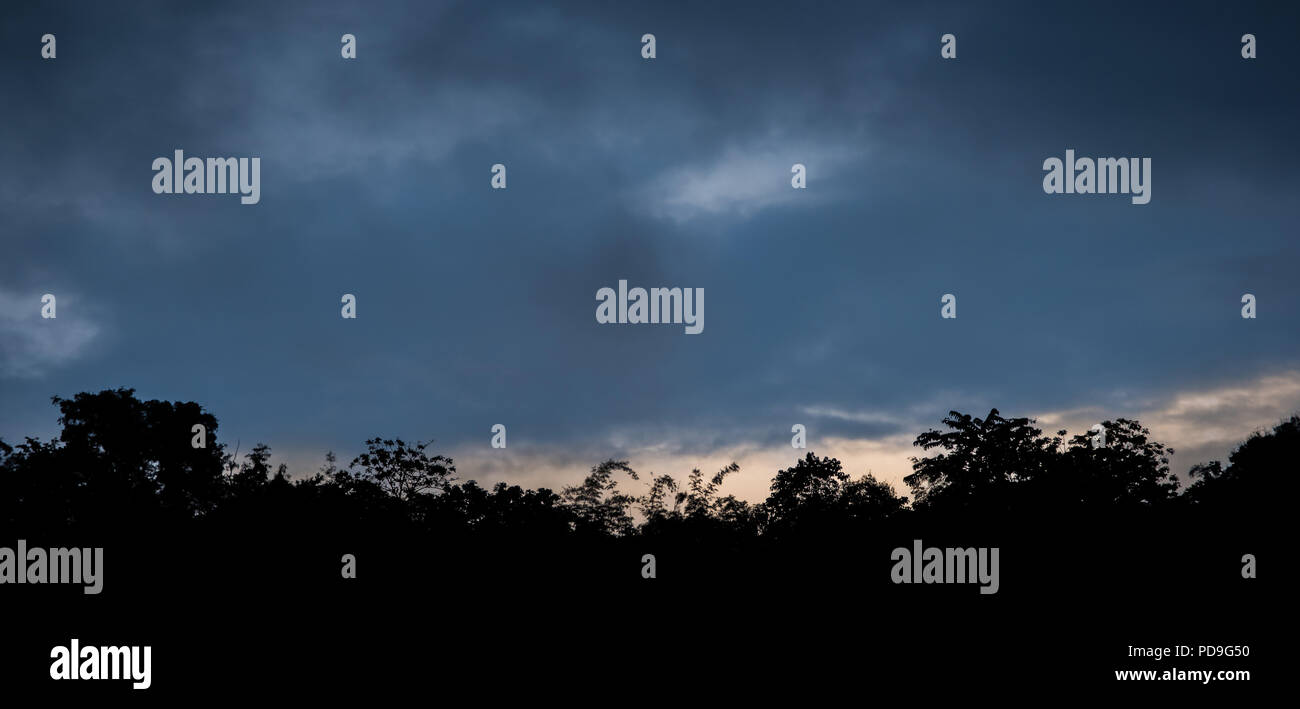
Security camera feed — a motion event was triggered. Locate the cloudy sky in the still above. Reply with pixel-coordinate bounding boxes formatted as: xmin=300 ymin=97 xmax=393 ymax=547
xmin=2 ymin=0 xmax=1297 ymax=502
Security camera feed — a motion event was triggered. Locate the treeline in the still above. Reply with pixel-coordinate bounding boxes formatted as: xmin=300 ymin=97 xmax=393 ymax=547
xmin=0 ymin=388 xmax=1291 ymax=541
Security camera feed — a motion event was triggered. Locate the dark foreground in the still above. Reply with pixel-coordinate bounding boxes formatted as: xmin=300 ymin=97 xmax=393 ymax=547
xmin=1 ymin=512 xmax=1273 ymax=700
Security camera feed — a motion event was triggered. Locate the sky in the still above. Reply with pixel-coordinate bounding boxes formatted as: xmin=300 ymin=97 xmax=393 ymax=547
xmin=2 ymin=0 xmax=1298 ymax=503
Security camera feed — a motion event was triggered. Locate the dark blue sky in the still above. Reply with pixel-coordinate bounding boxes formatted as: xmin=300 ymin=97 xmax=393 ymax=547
xmin=3 ymin=0 xmax=1297 ymax=500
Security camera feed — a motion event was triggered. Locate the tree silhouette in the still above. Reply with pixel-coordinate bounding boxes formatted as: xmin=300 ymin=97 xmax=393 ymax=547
xmin=13 ymin=389 xmax=227 ymax=524
xmin=349 ymin=438 xmax=455 ymax=502
xmin=640 ymin=473 xmax=679 ymax=520
xmin=905 ymin=409 xmax=1061 ymax=512
xmin=0 ymin=388 xmax=1290 ymax=548
xmin=0 ymin=386 xmax=1281 ymax=698
xmin=1185 ymin=415 xmax=1299 ymax=510
xmin=762 ymin=452 xmax=905 ymax=536
xmin=434 ymin=480 xmax=570 ymax=538
xmin=638 ymin=463 xmax=758 ymax=538
xmin=0 ymin=435 xmax=67 ymax=528
xmin=561 ymin=459 xmax=639 ymax=536
xmin=1059 ymin=417 xmax=1179 ymax=507
xmin=764 ymin=452 xmax=852 ymax=528
xmin=228 ymin=443 xmax=289 ymax=495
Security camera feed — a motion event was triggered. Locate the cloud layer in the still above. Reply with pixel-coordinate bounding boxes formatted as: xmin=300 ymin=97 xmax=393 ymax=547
xmin=2 ymin=0 xmax=1297 ymax=496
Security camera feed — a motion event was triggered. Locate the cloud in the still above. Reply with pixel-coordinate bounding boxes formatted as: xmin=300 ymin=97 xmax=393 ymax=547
xmin=438 ymin=371 xmax=1300 ymax=504
xmin=1033 ymin=371 xmax=1300 ymax=480
xmin=635 ymin=140 xmax=867 ymax=223
xmin=802 ymin=405 xmax=901 ymax=426
xmin=0 ymin=290 xmax=101 ymax=378
xmin=2 ymin=0 xmax=1297 ymax=507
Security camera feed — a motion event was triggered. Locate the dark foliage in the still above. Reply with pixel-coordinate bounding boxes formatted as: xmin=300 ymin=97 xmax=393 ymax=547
xmin=0 ymin=391 xmax=1286 ymax=542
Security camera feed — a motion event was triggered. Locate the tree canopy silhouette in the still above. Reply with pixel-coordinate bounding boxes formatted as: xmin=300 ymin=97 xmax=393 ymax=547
xmin=0 ymin=389 xmax=1288 ymax=541
xmin=904 ymin=408 xmax=1182 ymax=515
xmin=349 ymin=437 xmax=456 ymax=501
xmin=763 ymin=452 xmax=906 ymax=536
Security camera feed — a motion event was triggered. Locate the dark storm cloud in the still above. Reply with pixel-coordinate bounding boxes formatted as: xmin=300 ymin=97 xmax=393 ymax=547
xmin=2 ymin=0 xmax=1297 ymax=484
